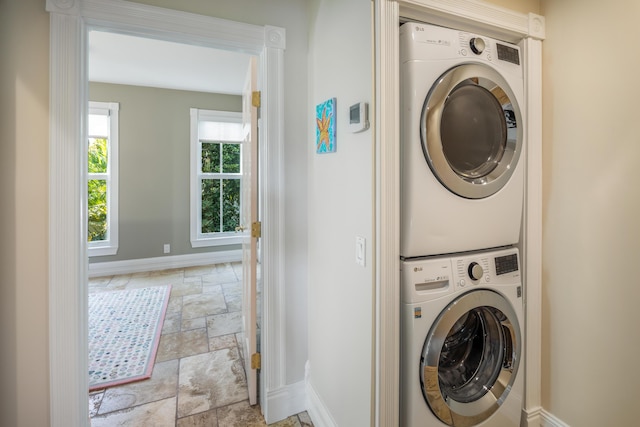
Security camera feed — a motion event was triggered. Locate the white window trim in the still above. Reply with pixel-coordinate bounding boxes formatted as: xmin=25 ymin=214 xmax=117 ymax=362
xmin=88 ymin=101 xmax=119 ymax=256
xmin=190 ymin=108 xmax=243 ymax=248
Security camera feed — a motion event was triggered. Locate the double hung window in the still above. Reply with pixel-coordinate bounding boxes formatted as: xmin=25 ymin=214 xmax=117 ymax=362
xmin=190 ymin=109 xmax=244 ymax=247
xmin=87 ymin=101 xmax=119 ymax=256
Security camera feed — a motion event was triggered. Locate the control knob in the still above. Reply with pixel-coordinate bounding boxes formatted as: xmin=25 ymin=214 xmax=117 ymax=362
xmin=468 ymin=262 xmax=483 ymax=281
xmin=469 ymin=37 xmax=485 ymax=55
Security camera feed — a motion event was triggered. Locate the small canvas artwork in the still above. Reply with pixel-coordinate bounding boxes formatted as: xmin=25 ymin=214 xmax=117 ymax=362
xmin=316 ymin=98 xmax=336 ymax=154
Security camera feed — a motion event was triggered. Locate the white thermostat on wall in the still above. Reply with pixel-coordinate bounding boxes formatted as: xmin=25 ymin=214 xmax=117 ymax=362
xmin=349 ymin=102 xmax=369 ymax=133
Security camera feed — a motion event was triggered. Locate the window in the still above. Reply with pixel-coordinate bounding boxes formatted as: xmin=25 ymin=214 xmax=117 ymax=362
xmin=88 ymin=101 xmax=119 ymax=256
xmin=190 ymin=109 xmax=244 ymax=247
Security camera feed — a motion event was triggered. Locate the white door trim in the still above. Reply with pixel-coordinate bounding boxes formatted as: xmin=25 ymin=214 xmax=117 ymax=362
xmin=373 ymin=1 xmax=544 ymax=426
xmin=46 ymin=0 xmax=286 ymax=425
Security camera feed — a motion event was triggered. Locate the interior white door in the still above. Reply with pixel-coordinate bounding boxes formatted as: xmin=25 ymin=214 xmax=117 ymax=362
xmin=241 ymin=56 xmax=259 ymax=406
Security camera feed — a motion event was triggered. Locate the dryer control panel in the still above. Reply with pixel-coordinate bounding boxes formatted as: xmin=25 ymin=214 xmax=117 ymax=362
xmin=399 ymin=22 xmax=522 ymax=77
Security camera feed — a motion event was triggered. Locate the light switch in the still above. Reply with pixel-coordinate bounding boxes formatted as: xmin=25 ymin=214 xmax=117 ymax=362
xmin=355 ymin=236 xmax=366 ymax=267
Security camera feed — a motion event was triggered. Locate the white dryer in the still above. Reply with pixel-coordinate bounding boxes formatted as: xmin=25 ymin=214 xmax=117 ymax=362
xmin=400 ymin=247 xmax=524 ymax=427
xmin=400 ymin=22 xmax=525 ymax=258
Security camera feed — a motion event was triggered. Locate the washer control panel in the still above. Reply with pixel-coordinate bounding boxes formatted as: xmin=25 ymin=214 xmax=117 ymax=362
xmin=455 ymin=256 xmax=490 ymax=287
xmin=400 ymin=247 xmax=520 ymax=303
xmin=400 ymin=257 xmax=453 ymax=304
xmin=468 ymin=262 xmax=484 ymax=280
xmin=452 ymin=248 xmax=520 ymax=289
xmin=495 ymin=252 xmax=519 ymax=275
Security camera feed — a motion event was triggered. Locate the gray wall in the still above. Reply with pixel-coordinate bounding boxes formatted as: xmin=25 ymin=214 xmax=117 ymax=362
xmin=89 ymin=82 xmax=241 ymax=263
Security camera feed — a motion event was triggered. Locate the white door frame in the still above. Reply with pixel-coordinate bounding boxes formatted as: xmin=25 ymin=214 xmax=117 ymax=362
xmin=46 ymin=0 xmax=286 ymax=425
xmin=373 ymin=1 xmax=544 ymax=426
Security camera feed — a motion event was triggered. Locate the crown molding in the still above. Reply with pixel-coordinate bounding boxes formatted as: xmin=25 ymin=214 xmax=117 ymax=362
xmin=46 ymin=0 xmax=79 ymax=15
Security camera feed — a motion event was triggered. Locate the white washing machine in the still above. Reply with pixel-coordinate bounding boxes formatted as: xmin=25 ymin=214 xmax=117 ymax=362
xmin=400 ymin=22 xmax=525 ymax=258
xmin=400 ymin=247 xmax=524 ymax=427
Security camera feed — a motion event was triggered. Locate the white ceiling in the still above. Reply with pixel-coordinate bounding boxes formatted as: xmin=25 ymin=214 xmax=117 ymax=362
xmin=88 ymin=31 xmax=252 ymax=95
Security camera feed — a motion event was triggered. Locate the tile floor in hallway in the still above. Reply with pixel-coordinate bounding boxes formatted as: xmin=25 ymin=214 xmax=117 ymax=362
xmin=88 ymin=262 xmax=312 ymax=427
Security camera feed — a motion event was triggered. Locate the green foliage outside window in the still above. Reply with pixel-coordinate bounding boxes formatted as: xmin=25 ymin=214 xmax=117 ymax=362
xmin=88 ymin=138 xmax=108 ymax=241
xmin=200 ymin=142 xmax=241 ymax=234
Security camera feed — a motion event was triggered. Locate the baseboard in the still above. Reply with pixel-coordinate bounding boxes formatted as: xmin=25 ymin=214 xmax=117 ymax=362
xmin=262 ymin=380 xmax=307 ymax=424
xmin=541 ymin=409 xmax=570 ymax=427
xmin=306 ymin=381 xmax=338 ymax=427
xmin=88 ymin=250 xmax=242 ymax=277
xmin=523 ymin=406 xmax=570 ymax=427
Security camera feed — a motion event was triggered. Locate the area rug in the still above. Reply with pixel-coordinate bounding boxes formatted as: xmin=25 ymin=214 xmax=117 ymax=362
xmin=88 ymin=285 xmax=171 ymax=391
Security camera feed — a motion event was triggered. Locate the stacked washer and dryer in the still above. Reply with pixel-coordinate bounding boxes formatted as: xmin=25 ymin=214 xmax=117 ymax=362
xmin=399 ymin=22 xmax=526 ymax=427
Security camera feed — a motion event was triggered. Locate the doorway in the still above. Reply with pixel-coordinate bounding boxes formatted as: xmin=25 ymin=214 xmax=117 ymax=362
xmin=86 ymin=29 xmax=255 ymax=422
xmin=47 ymin=2 xmax=287 ymax=424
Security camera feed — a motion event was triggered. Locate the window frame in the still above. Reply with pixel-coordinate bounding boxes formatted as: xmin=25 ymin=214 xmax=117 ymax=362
xmin=190 ymin=108 xmax=244 ymax=248
xmin=87 ymin=101 xmax=119 ymax=257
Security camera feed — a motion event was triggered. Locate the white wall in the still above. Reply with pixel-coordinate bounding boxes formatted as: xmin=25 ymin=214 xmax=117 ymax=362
xmin=307 ymin=0 xmax=374 ymax=425
xmin=541 ymin=1 xmax=640 ymax=425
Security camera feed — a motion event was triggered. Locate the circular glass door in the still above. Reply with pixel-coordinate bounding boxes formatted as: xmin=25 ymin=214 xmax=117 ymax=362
xmin=420 ymin=290 xmax=521 ymax=427
xmin=420 ymin=64 xmax=522 ymax=199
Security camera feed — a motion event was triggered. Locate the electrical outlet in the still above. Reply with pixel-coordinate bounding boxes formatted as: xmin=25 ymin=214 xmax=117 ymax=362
xmin=163 ymin=244 xmax=170 ymax=254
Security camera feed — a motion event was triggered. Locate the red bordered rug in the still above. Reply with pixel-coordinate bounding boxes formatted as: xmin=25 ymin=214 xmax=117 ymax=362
xmin=88 ymin=285 xmax=171 ymax=391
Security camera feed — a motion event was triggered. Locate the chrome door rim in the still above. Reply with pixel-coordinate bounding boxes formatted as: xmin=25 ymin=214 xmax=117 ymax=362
xmin=420 ymin=289 xmax=521 ymax=427
xmin=420 ymin=63 xmax=523 ymax=199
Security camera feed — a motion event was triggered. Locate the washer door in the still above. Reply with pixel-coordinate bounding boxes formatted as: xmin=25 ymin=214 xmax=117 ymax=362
xmin=420 ymin=289 xmax=521 ymax=427
xmin=421 ymin=63 xmax=522 ymax=199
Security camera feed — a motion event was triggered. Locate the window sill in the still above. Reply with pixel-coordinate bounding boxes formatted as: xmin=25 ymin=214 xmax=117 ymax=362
xmin=88 ymin=245 xmax=118 ymax=257
xmin=191 ymin=234 xmax=244 ymax=248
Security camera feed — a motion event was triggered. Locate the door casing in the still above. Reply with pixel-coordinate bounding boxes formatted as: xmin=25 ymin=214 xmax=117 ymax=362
xmin=46 ymin=0 xmax=286 ymax=424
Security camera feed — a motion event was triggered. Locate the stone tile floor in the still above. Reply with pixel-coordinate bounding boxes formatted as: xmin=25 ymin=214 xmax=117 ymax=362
xmin=88 ymin=262 xmax=312 ymax=426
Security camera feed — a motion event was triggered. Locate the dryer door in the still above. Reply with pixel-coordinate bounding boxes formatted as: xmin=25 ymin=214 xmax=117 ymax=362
xmin=421 ymin=63 xmax=522 ymax=199
xmin=420 ymin=289 xmax=521 ymax=427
